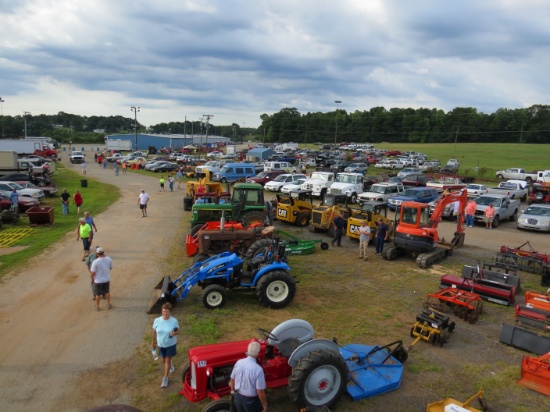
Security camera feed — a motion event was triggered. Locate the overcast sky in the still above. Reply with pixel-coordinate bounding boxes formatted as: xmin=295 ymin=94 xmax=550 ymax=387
xmin=1 ymin=0 xmax=549 ymax=128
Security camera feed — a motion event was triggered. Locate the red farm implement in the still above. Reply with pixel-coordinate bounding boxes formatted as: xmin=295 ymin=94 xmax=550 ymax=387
xmin=496 ymin=241 xmax=549 ymax=275
xmin=518 ymin=352 xmax=550 ymax=397
xmin=425 ymin=287 xmax=483 ymax=324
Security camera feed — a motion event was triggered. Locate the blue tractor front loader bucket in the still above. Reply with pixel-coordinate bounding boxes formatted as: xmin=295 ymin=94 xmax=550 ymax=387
xmin=147 ymin=275 xmax=178 ymax=314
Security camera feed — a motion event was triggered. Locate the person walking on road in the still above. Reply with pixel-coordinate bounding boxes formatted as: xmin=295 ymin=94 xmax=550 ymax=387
xmin=168 ymin=174 xmax=174 ymax=192
xmin=375 ymin=218 xmax=389 ymax=255
xmin=138 ymin=189 xmax=150 ymax=217
xmin=230 ymin=341 xmax=268 ymax=412
xmin=484 ymin=203 xmax=495 ymax=229
xmin=176 ymin=169 xmax=183 ymax=189
xmin=73 ymin=190 xmax=83 ymax=214
xmin=152 ymin=303 xmax=179 ymax=388
xmin=61 ymin=188 xmax=70 ymax=215
xmin=90 ymin=246 xmax=113 ymax=311
xmin=159 ymin=176 xmax=165 ymax=192
xmin=358 ymin=220 xmax=371 ymax=261
xmin=465 ymin=199 xmax=477 ymax=227
xmin=331 ymin=212 xmax=345 ymax=247
xmin=122 ymin=161 xmax=127 ymax=174
xmin=81 ymin=161 xmax=87 ymax=175
xmin=77 ymin=218 xmax=94 ymax=261
xmin=114 ymin=162 xmax=119 ymax=176
xmin=85 ymin=245 xmax=105 ymax=301
xmin=84 ymin=211 xmax=98 ymax=233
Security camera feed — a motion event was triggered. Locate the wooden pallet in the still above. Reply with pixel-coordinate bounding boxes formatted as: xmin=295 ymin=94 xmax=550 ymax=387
xmin=0 ymin=228 xmax=34 ymax=248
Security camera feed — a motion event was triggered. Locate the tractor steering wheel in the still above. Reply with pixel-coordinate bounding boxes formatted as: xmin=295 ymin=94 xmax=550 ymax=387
xmin=258 ymin=328 xmax=278 ymax=342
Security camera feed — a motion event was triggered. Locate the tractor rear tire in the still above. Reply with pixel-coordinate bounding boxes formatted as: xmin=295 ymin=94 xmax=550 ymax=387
xmin=191 ymin=224 xmax=204 ymax=236
xmin=201 ymin=399 xmax=232 ymax=412
xmin=245 ymin=238 xmax=273 ymax=261
xmin=193 ymin=254 xmax=210 ymax=264
xmin=256 ymin=270 xmax=296 ymax=309
xmin=202 ymin=284 xmax=227 ymax=309
xmin=241 ymin=211 xmax=267 ymax=229
xmin=288 ymin=348 xmax=348 ymax=409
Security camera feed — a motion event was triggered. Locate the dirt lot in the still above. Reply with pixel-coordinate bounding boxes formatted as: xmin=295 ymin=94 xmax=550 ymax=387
xmin=0 ymin=153 xmax=549 ymax=412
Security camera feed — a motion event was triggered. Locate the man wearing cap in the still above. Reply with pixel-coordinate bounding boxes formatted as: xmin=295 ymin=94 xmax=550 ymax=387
xmin=76 ymin=218 xmax=94 ymax=261
xmin=230 ymin=341 xmax=267 ymax=412
xmin=90 ymin=247 xmax=113 ymax=311
xmin=138 ymin=189 xmax=150 ymax=217
xmin=484 ymin=203 xmax=496 ymax=229
xmin=375 ymin=218 xmax=389 ymax=255
xmin=85 ymin=246 xmax=105 ymax=300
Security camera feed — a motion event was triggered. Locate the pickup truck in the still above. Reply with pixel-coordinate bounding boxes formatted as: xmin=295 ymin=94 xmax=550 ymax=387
xmin=487 ymin=181 xmax=528 ymax=201
xmin=495 ymin=168 xmax=539 ymax=183
xmin=69 ymin=151 xmax=85 ymax=164
xmin=300 ymin=171 xmax=335 ymax=198
xmin=473 ymin=194 xmax=520 ymax=228
xmin=426 ymin=177 xmax=466 ymax=193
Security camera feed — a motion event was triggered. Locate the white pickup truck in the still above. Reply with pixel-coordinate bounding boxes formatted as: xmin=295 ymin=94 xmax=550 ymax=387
xmin=473 ymin=194 xmax=521 ymax=228
xmin=69 ymin=151 xmax=85 ymax=164
xmin=495 ymin=168 xmax=539 ymax=183
xmin=487 ymin=181 xmax=528 ymax=202
xmin=300 ymin=171 xmax=335 ymax=198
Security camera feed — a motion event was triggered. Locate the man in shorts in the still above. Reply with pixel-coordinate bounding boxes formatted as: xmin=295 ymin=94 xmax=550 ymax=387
xmin=90 ymin=247 xmax=113 ymax=311
xmin=138 ymin=189 xmax=150 ymax=217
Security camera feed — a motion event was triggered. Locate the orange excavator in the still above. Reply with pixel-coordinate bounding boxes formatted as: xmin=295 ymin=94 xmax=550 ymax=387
xmin=383 ymin=189 xmax=468 ymax=268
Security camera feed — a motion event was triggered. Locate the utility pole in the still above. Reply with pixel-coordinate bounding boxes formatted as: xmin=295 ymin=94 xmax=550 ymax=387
xmin=334 ymin=100 xmax=341 ymax=146
xmin=453 ymin=126 xmax=459 ymax=157
xmin=0 ymin=97 xmax=4 ymax=138
xmin=131 ymin=106 xmax=140 ymax=150
xmin=24 ymin=111 xmax=31 ymax=138
xmin=203 ymin=114 xmax=214 ymax=148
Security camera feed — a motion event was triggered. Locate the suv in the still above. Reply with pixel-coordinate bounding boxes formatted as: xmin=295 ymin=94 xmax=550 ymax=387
xmin=246 ymin=170 xmax=286 ymax=186
xmin=388 ymin=187 xmax=439 ymax=210
xmin=357 ymin=182 xmax=405 ymax=203
xmin=402 ymin=173 xmax=431 ymax=187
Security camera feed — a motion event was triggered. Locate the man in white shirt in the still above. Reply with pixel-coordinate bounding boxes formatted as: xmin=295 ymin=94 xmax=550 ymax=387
xmin=90 ymin=247 xmax=113 ymax=311
xmin=358 ymin=221 xmax=371 ymax=261
xmin=138 ymin=189 xmax=150 ymax=217
xmin=230 ymin=341 xmax=267 ymax=412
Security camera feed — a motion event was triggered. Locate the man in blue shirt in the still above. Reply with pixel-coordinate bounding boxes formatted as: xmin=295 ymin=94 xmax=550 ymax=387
xmin=10 ymin=188 xmax=19 ymax=211
xmin=230 ymin=341 xmax=267 ymax=412
xmin=84 ymin=211 xmax=98 ymax=233
xmin=331 ymin=212 xmax=346 ymax=247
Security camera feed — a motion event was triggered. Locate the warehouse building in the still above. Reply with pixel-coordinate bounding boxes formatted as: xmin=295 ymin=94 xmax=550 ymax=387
xmin=105 ymin=133 xmax=231 ymax=151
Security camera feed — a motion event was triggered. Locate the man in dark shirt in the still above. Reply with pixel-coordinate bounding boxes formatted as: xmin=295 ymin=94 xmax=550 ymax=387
xmin=375 ymin=218 xmax=389 ymax=254
xmin=61 ymin=189 xmax=71 ymax=215
xmin=331 ymin=212 xmax=346 ymax=247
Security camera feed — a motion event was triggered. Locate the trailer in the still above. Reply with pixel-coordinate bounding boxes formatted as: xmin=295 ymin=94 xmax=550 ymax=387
xmin=106 ymin=138 xmax=132 ymax=150
xmin=0 ymin=139 xmax=42 ymax=155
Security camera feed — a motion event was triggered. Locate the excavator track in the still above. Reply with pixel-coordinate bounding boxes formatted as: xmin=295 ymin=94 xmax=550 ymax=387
xmin=416 ymin=247 xmax=447 ymax=269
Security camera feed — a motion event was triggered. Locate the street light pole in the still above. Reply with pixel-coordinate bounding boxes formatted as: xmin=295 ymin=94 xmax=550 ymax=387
xmin=203 ymin=114 xmax=213 ymax=148
xmin=0 ymin=97 xmax=4 ymax=137
xmin=334 ymin=100 xmax=341 ymax=146
xmin=131 ymin=106 xmax=140 ymax=150
xmin=24 ymin=111 xmax=31 ymax=138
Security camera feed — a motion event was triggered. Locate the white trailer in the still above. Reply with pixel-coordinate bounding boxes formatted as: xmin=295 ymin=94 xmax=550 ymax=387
xmin=0 ymin=139 xmax=42 ymax=155
xmin=106 ymin=139 xmax=133 ymax=150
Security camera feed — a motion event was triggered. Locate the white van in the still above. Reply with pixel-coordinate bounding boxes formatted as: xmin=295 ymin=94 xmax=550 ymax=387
xmin=263 ymin=161 xmax=297 ymax=174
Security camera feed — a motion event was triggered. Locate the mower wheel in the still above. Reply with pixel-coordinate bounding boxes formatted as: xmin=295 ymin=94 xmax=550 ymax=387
xmin=202 ymin=284 xmax=227 ymax=309
xmin=320 ymin=242 xmax=329 ymax=251
xmin=288 ymin=348 xmax=348 ymax=408
xmin=191 ymin=224 xmax=204 ymax=237
xmin=201 ymin=399 xmax=231 ymax=412
xmin=181 ymin=362 xmax=191 ymax=384
xmin=256 ymin=270 xmax=296 ymax=309
xmin=193 ymin=254 xmax=210 ymax=264
xmin=241 ymin=211 xmax=267 ymax=229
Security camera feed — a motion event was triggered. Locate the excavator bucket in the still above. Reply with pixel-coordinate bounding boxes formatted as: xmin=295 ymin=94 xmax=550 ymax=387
xmin=146 ymin=276 xmax=177 ymax=314
xmin=518 ymin=353 xmax=550 ymax=396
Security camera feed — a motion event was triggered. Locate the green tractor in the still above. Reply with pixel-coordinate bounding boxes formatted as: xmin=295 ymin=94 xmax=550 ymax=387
xmin=190 ymin=183 xmax=268 ymax=235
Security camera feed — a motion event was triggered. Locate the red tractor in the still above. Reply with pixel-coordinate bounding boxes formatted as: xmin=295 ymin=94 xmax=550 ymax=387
xmin=180 ymin=319 xmax=408 ymax=411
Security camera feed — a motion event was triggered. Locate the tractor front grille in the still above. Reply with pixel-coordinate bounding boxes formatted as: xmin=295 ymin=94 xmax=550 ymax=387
xmin=312 ymin=211 xmax=322 ymax=224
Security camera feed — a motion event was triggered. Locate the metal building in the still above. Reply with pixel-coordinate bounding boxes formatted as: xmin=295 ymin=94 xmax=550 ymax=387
xmin=105 ymin=133 xmax=231 ymax=151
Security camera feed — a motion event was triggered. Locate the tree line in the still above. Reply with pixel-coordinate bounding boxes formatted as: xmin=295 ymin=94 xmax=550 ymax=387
xmin=1 ymin=105 xmax=549 ymax=144
xmin=259 ymin=105 xmax=550 ymax=144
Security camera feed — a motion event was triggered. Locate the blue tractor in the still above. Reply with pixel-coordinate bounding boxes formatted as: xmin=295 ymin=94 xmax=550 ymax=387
xmin=147 ymin=239 xmax=296 ymax=313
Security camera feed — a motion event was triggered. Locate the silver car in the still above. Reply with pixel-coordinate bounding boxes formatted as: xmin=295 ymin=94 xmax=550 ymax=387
xmin=517 ymin=204 xmax=550 ymax=232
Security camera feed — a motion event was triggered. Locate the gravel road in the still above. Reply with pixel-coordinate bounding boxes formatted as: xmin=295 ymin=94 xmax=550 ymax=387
xmin=0 ymin=147 xmax=185 ymax=411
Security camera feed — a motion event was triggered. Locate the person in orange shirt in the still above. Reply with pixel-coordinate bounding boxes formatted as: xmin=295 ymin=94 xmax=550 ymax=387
xmin=465 ymin=199 xmax=477 ymax=227
xmin=484 ymin=203 xmax=495 ymax=229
